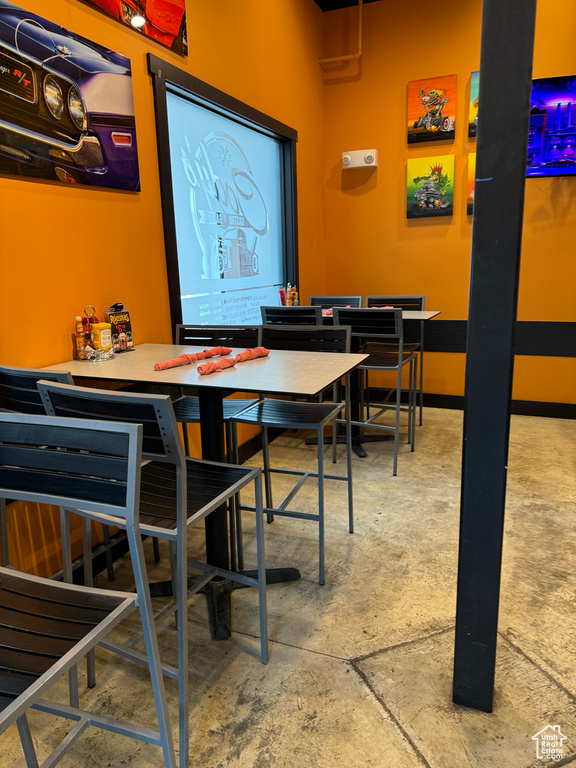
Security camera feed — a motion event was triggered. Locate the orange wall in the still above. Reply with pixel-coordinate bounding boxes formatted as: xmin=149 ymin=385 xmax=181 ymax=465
xmin=0 ymin=0 xmax=326 ymax=574
xmin=0 ymin=0 xmax=326 ymax=369
xmin=319 ymin=0 xmax=576 ymax=403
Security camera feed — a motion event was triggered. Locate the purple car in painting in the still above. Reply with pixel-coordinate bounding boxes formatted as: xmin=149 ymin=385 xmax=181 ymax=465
xmin=0 ymin=0 xmax=140 ymax=190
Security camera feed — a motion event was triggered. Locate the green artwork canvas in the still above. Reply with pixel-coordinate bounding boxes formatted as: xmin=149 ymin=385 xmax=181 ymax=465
xmin=469 ymin=71 xmax=480 ymax=138
xmin=406 ymin=155 xmax=455 ymax=218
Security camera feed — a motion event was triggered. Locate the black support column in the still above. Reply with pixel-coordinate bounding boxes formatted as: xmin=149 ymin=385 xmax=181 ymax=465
xmin=452 ymin=0 xmax=537 ymax=712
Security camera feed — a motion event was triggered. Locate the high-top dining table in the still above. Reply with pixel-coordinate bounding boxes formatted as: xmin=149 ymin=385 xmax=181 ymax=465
xmin=44 ymin=342 xmax=368 ymax=637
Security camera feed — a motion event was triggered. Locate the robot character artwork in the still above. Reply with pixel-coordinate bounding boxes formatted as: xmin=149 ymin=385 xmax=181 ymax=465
xmin=407 ymin=75 xmax=457 ymax=144
xmin=413 ymin=89 xmax=453 ymax=133
xmin=407 ymin=163 xmax=453 ymax=218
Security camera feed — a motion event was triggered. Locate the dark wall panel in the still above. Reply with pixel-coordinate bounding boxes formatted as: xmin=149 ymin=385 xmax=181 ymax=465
xmin=423 ymin=320 xmax=576 ymax=357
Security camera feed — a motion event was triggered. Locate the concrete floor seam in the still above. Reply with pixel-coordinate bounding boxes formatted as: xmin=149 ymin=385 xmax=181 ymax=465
xmin=351 ymin=658 xmax=433 ymax=768
xmin=349 ymin=623 xmax=456 ymax=665
xmin=499 ymin=630 xmax=576 ymax=707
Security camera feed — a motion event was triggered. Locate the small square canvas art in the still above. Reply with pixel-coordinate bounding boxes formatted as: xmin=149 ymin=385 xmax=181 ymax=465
xmin=469 ymin=71 xmax=479 ymax=138
xmin=407 ymin=74 xmax=457 ymax=143
xmin=407 ymin=155 xmax=454 ymax=218
xmin=527 ymin=75 xmax=576 ymax=176
xmin=467 ymin=153 xmax=476 ymax=214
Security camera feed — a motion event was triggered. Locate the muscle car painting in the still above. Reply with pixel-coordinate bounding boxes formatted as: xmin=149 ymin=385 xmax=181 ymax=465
xmin=0 ymin=0 xmax=140 ymax=190
xmin=85 ymin=0 xmax=187 ymax=56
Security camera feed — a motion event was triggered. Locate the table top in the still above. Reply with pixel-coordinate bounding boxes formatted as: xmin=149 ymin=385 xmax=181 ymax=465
xmin=323 ymin=309 xmax=440 ymax=321
xmin=44 ymin=343 xmax=369 ymax=399
xmin=401 ymin=310 xmax=440 ymax=320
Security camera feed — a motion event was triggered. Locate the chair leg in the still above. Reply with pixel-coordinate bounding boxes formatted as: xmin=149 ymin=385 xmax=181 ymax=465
xmin=60 ymin=507 xmax=73 ymax=582
xmin=261 ymin=426 xmax=274 ymax=523
xmin=181 ymin=422 xmax=190 ymax=456
xmin=60 ymin=507 xmax=80 ymax=708
xmin=360 ymin=370 xmax=367 ymax=439
xmin=102 ymin=524 xmax=115 ymax=581
xmin=392 ymin=367 xmax=402 ymax=477
xmin=82 ymin=517 xmax=97 ymax=689
xmin=153 ymin=536 xmax=161 ymax=563
xmin=225 ymin=422 xmax=238 ymax=572
xmin=406 ymin=361 xmax=413 ymax=445
xmin=419 ymin=345 xmax=424 ymax=426
xmin=411 ymin=357 xmax=418 ymax=451
xmin=230 ymin=420 xmax=245 ymax=571
xmin=317 ymin=425 xmax=325 ymax=586
xmin=228 ymin=500 xmax=238 ymax=572
xmin=17 ymin=715 xmax=39 ymax=768
xmin=175 ymin=528 xmax=189 ymax=768
xmin=0 ymin=498 xmax=8 ymax=566
xmin=332 ymin=382 xmax=338 ymax=464
xmin=344 ymin=373 xmax=354 ymax=534
xmin=168 ymin=539 xmax=179 ymax=628
xmin=126 ymin=528 xmax=178 ymax=768
xmin=253 ymin=474 xmax=269 ymax=664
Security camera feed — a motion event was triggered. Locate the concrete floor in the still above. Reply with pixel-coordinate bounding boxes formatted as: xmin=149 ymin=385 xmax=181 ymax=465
xmin=2 ymin=408 xmax=576 ymax=767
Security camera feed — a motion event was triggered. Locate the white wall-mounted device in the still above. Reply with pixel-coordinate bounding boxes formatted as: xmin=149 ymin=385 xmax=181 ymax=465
xmin=342 ymin=149 xmax=378 ymax=168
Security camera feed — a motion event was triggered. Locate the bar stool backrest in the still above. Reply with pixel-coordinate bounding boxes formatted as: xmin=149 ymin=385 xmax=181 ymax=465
xmin=364 ymin=295 xmax=425 ymax=311
xmin=175 ymin=324 xmax=260 ymax=348
xmin=332 ymin=308 xmax=403 ymax=350
xmin=0 ymin=364 xmax=73 ymax=414
xmin=309 ymin=296 xmax=363 ymax=310
xmin=261 ymin=305 xmax=323 ymax=325
xmin=261 ymin=324 xmax=351 ymax=353
xmin=38 ymin=381 xmax=184 ymax=467
xmin=0 ymin=411 xmax=141 ymax=529
xmin=364 ymin=296 xmax=425 ymax=345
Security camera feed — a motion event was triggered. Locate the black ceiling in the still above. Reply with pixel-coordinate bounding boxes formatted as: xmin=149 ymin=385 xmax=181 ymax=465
xmin=313 ymin=0 xmax=380 ymax=11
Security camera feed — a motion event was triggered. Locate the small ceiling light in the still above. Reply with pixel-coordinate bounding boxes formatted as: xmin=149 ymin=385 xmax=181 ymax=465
xmin=131 ymin=15 xmax=145 ymax=28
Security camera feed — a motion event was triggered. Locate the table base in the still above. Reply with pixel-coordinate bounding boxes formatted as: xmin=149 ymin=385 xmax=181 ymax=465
xmin=148 ymin=568 xmax=301 ymax=640
xmin=305 ymin=433 xmax=394 ymax=458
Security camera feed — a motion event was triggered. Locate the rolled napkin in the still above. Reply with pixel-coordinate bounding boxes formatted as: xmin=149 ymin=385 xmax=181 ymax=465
xmin=154 ymin=353 xmax=200 ymax=371
xmin=234 ymin=346 xmax=270 ymax=363
xmin=197 ymin=357 xmax=237 ymax=375
xmin=154 ymin=346 xmax=232 ymax=371
xmin=198 ymin=346 xmax=233 ymax=359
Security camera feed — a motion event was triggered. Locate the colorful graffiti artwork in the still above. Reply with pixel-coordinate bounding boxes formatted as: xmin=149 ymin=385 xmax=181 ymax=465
xmin=407 ymin=74 xmax=457 ymax=144
xmin=406 ymin=155 xmax=455 ymax=218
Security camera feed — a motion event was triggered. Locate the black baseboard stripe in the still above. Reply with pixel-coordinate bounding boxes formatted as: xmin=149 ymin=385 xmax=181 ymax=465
xmin=423 ymin=393 xmax=575 ymax=419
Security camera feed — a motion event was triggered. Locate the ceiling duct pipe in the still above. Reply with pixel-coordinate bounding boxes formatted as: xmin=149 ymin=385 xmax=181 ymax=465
xmin=319 ymin=0 xmax=363 ymax=67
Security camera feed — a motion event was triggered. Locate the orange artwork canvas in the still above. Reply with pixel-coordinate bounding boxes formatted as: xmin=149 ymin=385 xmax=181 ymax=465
xmin=407 ymin=74 xmax=457 ymax=144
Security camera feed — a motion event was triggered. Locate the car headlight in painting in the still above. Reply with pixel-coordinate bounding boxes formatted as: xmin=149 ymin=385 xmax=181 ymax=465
xmin=68 ymin=86 xmax=87 ymax=131
xmin=43 ymin=75 xmax=64 ymax=119
xmin=121 ymin=2 xmax=146 ymax=29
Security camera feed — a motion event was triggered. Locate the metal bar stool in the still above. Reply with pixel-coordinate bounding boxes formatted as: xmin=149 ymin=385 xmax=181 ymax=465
xmin=0 ymin=412 xmax=177 ymax=768
xmin=38 ymin=381 xmax=268 ymax=768
xmin=231 ymin=324 xmax=354 ymax=586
